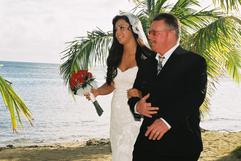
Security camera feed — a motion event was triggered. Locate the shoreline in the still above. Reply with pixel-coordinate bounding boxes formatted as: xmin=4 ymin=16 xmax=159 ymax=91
xmin=1 ymin=129 xmax=239 ymax=149
xmin=0 ymin=131 xmax=240 ymax=161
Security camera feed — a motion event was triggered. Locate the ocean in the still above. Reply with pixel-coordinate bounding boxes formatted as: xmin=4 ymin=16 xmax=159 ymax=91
xmin=0 ymin=61 xmax=240 ymax=147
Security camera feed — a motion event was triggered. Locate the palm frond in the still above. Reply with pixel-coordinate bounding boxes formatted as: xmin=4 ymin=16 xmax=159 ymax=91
xmin=212 ymin=0 xmax=241 ymax=12
xmin=200 ymin=79 xmax=216 ymax=115
xmin=134 ymin=0 xmax=169 ymax=19
xmin=182 ymin=15 xmax=241 ymax=112
xmin=170 ymin=0 xmax=200 ymax=14
xmin=178 ymin=9 xmax=222 ymax=34
xmin=226 ymin=48 xmax=241 ymax=83
xmin=132 ymin=0 xmax=173 ymax=26
xmin=190 ymin=16 xmax=241 ymax=55
xmin=182 ymin=15 xmax=241 ymax=74
xmin=147 ymin=0 xmax=156 ymax=17
xmin=154 ymin=0 xmax=170 ymax=14
xmin=0 ymin=75 xmax=33 ymax=131
xmin=60 ymin=28 xmax=113 ymax=87
xmin=130 ymin=0 xmax=144 ymax=4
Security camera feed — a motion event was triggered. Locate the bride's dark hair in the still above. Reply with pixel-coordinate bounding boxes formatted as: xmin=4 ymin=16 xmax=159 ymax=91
xmin=106 ymin=15 xmax=141 ymax=85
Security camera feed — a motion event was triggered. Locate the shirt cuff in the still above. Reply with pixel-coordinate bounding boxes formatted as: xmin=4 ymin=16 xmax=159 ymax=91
xmin=160 ymin=118 xmax=171 ymax=129
xmin=134 ymin=103 xmax=140 ymax=114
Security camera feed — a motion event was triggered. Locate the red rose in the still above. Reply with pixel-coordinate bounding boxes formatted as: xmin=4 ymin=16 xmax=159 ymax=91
xmin=69 ymin=70 xmax=91 ymax=90
xmin=68 ymin=70 xmax=103 ymax=116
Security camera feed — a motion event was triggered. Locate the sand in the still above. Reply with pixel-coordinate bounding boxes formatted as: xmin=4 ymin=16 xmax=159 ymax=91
xmin=0 ymin=131 xmax=240 ymax=161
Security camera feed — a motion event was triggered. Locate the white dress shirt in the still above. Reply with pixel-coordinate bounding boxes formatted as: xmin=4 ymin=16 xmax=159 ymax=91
xmin=155 ymin=42 xmax=179 ymax=66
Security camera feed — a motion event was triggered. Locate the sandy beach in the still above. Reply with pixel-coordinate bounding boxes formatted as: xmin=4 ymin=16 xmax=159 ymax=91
xmin=0 ymin=131 xmax=240 ymax=161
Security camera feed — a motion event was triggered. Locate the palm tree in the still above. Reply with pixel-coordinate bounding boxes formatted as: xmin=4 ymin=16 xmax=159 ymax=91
xmin=0 ymin=75 xmax=33 ymax=132
xmin=60 ymin=0 xmax=241 ymax=113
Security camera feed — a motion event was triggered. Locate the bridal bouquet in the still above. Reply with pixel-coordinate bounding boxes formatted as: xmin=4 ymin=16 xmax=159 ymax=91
xmin=69 ymin=70 xmax=103 ymax=116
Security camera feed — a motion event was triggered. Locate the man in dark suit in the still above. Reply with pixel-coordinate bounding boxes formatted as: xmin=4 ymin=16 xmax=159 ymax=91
xmin=128 ymin=13 xmax=207 ymax=161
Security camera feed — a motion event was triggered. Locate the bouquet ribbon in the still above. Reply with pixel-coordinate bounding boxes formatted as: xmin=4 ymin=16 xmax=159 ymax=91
xmin=88 ymin=92 xmax=103 ymax=116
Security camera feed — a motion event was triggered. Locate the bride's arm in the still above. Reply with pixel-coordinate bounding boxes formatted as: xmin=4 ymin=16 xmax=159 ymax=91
xmin=84 ymin=83 xmax=114 ymax=100
xmin=92 ymin=82 xmax=115 ymax=97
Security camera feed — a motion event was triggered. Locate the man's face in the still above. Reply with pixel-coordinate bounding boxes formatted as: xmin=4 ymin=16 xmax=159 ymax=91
xmin=148 ymin=20 xmax=171 ymax=52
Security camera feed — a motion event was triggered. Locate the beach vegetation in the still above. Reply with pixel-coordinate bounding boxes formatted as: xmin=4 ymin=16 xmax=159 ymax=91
xmin=0 ymin=75 xmax=33 ymax=131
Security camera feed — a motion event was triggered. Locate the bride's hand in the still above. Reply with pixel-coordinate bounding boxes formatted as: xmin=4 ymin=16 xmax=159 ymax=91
xmin=127 ymin=88 xmax=142 ymax=99
xmin=84 ymin=88 xmax=99 ymax=101
xmin=137 ymin=38 xmax=145 ymax=47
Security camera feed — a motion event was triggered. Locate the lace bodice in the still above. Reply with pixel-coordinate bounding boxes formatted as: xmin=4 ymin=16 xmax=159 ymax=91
xmin=114 ymin=67 xmax=138 ymax=91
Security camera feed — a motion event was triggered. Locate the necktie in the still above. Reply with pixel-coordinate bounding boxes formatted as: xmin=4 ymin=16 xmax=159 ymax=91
xmin=157 ymin=56 xmax=165 ymax=74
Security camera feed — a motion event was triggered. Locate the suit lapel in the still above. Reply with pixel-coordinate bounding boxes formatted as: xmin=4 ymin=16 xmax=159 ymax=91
xmin=156 ymin=46 xmax=185 ymax=77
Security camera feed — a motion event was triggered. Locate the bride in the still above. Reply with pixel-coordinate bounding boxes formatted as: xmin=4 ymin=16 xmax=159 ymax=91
xmin=86 ymin=13 xmax=153 ymax=161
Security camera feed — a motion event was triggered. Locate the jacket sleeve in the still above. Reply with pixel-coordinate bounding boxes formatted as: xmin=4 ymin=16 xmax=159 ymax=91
xmin=129 ymin=50 xmax=156 ymax=121
xmin=128 ymin=66 xmax=143 ymax=121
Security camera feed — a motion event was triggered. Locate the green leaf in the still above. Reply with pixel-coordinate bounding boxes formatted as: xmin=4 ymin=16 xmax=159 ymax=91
xmin=0 ymin=76 xmax=33 ymax=131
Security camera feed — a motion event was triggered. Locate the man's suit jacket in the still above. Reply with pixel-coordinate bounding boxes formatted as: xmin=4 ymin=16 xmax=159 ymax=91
xmin=128 ymin=46 xmax=207 ymax=156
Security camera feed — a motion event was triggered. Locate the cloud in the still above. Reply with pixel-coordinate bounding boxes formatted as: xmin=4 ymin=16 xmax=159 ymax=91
xmin=0 ymin=0 xmax=135 ymax=63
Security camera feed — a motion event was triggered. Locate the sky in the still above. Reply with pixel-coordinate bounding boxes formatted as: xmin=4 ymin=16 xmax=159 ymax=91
xmin=0 ymin=0 xmax=239 ymax=64
xmin=0 ymin=0 xmax=135 ymax=63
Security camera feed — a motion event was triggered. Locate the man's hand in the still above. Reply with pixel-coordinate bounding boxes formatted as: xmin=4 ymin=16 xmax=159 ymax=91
xmin=145 ymin=119 xmax=169 ymax=140
xmin=136 ymin=93 xmax=159 ymax=118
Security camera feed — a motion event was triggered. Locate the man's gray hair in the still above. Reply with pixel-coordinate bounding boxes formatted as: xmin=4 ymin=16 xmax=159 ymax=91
xmin=153 ymin=13 xmax=180 ymax=38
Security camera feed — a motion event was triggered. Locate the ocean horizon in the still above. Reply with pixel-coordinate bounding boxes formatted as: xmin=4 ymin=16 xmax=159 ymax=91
xmin=0 ymin=60 xmax=240 ymax=147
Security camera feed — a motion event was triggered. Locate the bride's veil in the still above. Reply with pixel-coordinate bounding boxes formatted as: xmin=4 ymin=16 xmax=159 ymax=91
xmin=120 ymin=12 xmax=150 ymax=49
xmin=120 ymin=12 xmax=155 ymax=58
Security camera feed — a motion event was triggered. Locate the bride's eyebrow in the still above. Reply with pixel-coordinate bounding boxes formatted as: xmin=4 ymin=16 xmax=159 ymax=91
xmin=115 ymin=24 xmax=129 ymax=27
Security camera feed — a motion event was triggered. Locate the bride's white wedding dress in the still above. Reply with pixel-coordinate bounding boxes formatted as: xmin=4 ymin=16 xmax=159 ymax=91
xmin=110 ymin=66 xmax=142 ymax=161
